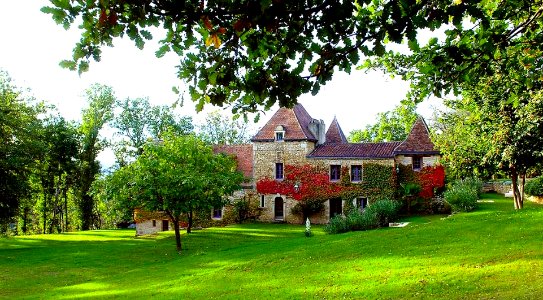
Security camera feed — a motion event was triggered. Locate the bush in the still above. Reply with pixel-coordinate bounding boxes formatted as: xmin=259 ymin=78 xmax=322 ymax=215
xmin=429 ymin=198 xmax=452 ymax=214
xmin=525 ymin=177 xmax=543 ymax=196
xmin=324 ymin=215 xmax=349 ymax=234
xmin=461 ymin=177 xmax=484 ymax=197
xmin=444 ymin=178 xmax=480 ymax=212
xmin=364 ymin=199 xmax=402 ymax=227
xmin=325 ymin=199 xmax=401 ymax=234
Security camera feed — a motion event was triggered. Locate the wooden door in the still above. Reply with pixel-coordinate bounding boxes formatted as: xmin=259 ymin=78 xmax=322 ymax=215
xmin=162 ymin=220 xmax=169 ymax=231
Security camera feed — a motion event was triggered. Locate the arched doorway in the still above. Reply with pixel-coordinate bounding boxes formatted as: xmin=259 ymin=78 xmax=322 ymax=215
xmin=274 ymin=197 xmax=284 ymax=221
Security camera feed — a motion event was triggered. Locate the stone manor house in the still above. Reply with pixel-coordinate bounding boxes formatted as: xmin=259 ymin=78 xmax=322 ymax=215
xmin=135 ymin=104 xmax=440 ymax=235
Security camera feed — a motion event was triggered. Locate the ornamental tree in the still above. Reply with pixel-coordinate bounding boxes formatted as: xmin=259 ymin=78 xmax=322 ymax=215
xmin=113 ymin=133 xmax=243 ymax=252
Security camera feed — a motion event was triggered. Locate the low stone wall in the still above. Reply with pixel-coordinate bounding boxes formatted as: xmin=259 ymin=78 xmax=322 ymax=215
xmin=483 ymin=181 xmax=512 ymax=194
xmin=528 ymin=195 xmax=543 ymax=204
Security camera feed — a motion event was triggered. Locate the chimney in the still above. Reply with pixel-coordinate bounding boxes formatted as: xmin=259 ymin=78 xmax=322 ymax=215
xmin=308 ymin=119 xmax=326 ymax=145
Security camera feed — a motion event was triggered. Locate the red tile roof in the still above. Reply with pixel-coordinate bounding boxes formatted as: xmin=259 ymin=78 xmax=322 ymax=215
xmin=393 ymin=117 xmax=439 ymax=155
xmin=213 ymin=144 xmax=253 ymax=179
xmin=251 ymin=104 xmax=317 ymax=142
xmin=325 ymin=117 xmax=348 ymax=143
xmin=308 ymin=142 xmax=402 ymax=158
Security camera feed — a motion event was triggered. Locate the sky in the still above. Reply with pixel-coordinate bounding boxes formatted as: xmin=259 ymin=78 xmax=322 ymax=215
xmin=0 ymin=1 xmax=442 ymax=167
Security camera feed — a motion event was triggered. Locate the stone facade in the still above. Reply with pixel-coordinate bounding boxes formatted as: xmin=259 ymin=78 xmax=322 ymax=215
xmin=252 ymin=141 xmax=315 ymax=180
xmin=135 ymin=218 xmax=170 ymax=235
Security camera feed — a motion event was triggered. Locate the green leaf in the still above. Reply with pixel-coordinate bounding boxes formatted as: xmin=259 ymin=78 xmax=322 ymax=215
xmin=408 ymin=39 xmax=419 ymax=51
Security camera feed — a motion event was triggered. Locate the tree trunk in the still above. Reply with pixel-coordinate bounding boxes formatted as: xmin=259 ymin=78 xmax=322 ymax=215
xmin=173 ymin=218 xmax=182 ymax=252
xmin=519 ymin=173 xmax=525 ymax=209
xmin=511 ymin=170 xmax=522 ymax=210
xmin=43 ymin=193 xmax=47 ymax=234
xmin=187 ymin=209 xmax=193 ymax=234
xmin=64 ymin=188 xmax=68 ymax=232
xmin=166 ymin=210 xmax=182 ymax=253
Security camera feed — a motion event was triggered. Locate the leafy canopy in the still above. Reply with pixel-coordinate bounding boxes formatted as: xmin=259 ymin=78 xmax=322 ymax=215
xmin=43 ymin=0 xmax=498 ymax=116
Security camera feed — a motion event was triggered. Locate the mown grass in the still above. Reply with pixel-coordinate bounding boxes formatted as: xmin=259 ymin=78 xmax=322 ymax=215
xmin=2 ymin=193 xmax=543 ymax=299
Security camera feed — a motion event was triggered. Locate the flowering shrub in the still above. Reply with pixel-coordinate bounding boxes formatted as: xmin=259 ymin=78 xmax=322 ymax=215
xmin=417 ymin=165 xmax=446 ymax=199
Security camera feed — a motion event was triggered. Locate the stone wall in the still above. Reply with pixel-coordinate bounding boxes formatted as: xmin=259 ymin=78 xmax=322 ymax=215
xmin=396 ymin=155 xmax=440 ymax=167
xmin=258 ymin=194 xmax=329 ymax=224
xmin=253 ymin=141 xmax=315 ymax=180
xmin=483 ymin=181 xmax=512 ymax=194
xmin=136 ymin=218 xmax=170 ymax=235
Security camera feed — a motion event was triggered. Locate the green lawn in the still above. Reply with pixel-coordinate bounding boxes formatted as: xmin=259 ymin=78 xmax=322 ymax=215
xmin=2 ymin=193 xmax=543 ymax=299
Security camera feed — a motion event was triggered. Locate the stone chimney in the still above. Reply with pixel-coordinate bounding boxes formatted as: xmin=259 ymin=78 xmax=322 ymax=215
xmin=308 ymin=119 xmax=326 ymax=145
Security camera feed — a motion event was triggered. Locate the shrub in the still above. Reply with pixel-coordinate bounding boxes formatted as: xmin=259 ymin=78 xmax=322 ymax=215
xmin=525 ymin=177 xmax=543 ymax=196
xmin=444 ymin=179 xmax=480 ymax=212
xmin=429 ymin=198 xmax=452 ymax=214
xmin=325 ymin=199 xmax=401 ymax=234
xmin=324 ymin=215 xmax=349 ymax=234
xmin=364 ymin=199 xmax=402 ymax=227
xmin=461 ymin=177 xmax=484 ymax=197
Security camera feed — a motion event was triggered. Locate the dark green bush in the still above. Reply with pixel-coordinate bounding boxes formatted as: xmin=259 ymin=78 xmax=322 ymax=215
xmin=525 ymin=177 xmax=543 ymax=196
xmin=364 ymin=199 xmax=402 ymax=227
xmin=444 ymin=179 xmax=480 ymax=212
xmin=324 ymin=215 xmax=349 ymax=234
xmin=325 ymin=199 xmax=401 ymax=234
xmin=429 ymin=198 xmax=452 ymax=214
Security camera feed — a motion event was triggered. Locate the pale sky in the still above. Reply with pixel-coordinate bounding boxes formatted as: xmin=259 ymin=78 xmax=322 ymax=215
xmin=0 ymin=1 xmax=442 ymax=167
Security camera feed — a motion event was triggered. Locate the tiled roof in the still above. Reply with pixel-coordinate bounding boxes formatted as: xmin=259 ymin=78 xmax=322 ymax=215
xmin=308 ymin=142 xmax=402 ymax=159
xmin=213 ymin=144 xmax=253 ymax=179
xmin=394 ymin=117 xmax=439 ymax=155
xmin=251 ymin=104 xmax=317 ymax=142
xmin=325 ymin=117 xmax=348 ymax=143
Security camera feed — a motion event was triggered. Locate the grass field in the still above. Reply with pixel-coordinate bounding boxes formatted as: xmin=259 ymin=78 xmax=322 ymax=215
xmin=2 ymin=193 xmax=543 ymax=299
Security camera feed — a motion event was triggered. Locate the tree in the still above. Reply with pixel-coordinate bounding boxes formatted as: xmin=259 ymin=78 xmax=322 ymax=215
xmin=368 ymin=1 xmax=543 ymax=209
xmin=112 ymin=98 xmax=193 ymax=166
xmin=148 ymin=105 xmax=194 ymax=138
xmin=349 ymin=101 xmax=418 ymax=142
xmin=78 ymin=84 xmax=115 ymax=230
xmin=0 ymin=70 xmax=44 ymax=231
xmin=43 ymin=0 xmax=511 ymax=116
xmin=38 ymin=116 xmax=79 ymax=233
xmin=115 ymin=134 xmax=243 ymax=252
xmin=432 ymin=99 xmax=496 ymax=180
xmin=198 ymin=111 xmax=252 ymax=145
xmin=113 ymin=97 xmax=152 ymax=158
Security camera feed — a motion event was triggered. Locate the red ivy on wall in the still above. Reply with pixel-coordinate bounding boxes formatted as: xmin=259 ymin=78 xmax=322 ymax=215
xmin=417 ymin=165 xmax=445 ymax=199
xmin=256 ymin=164 xmax=349 ymax=201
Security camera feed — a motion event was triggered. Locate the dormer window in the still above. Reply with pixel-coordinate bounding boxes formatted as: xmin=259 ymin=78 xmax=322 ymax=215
xmin=275 ymin=125 xmax=285 ymax=142
xmin=412 ymin=156 xmax=422 ymax=171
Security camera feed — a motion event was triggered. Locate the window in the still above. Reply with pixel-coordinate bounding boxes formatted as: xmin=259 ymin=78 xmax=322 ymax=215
xmin=356 ymin=198 xmax=368 ymax=211
xmin=275 ymin=163 xmax=284 ymax=180
xmin=330 ymin=165 xmax=341 ymax=181
xmin=260 ymin=195 xmax=265 ymax=208
xmin=212 ymin=207 xmax=223 ymax=219
xmin=351 ymin=165 xmax=362 ymax=182
xmin=412 ymin=156 xmax=422 ymax=170
xmin=275 ymin=125 xmax=285 ymax=141
xmin=152 ymin=220 xmax=156 ymax=227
